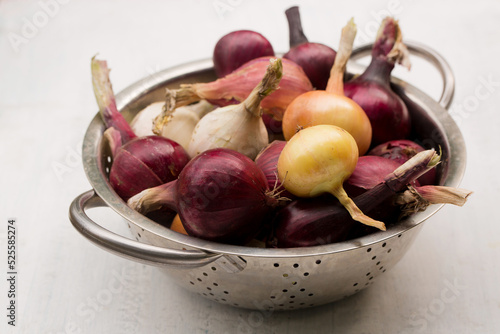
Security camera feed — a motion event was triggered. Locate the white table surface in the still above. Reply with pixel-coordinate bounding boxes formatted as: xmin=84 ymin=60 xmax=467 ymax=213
xmin=1 ymin=0 xmax=499 ymax=333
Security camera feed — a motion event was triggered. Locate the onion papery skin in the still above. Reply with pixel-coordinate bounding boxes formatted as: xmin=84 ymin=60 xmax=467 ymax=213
xmin=213 ymin=30 xmax=275 ymax=78
xmin=282 ymin=91 xmax=373 ymax=155
xmin=176 ymin=148 xmax=277 ymax=245
xmin=109 ymin=136 xmax=190 ymax=200
xmin=177 ymin=57 xmax=313 ymax=121
xmin=344 ymin=155 xmax=418 ymax=197
xmin=368 ymin=139 xmax=436 ymax=185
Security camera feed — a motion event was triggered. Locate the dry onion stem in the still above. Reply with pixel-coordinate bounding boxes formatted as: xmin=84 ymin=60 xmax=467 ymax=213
xmin=396 ymin=185 xmax=473 ymax=217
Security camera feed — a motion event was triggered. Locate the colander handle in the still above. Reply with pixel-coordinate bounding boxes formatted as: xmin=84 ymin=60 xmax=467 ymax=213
xmin=69 ymin=190 xmax=222 ymax=268
xmin=350 ymin=41 xmax=455 ymax=109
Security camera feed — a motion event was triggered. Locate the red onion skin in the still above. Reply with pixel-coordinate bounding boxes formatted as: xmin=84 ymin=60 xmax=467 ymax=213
xmin=92 ymin=57 xmax=137 ymax=144
xmin=368 ymin=139 xmax=422 ymax=164
xmin=284 ymin=43 xmax=336 ymax=91
xmin=262 ymin=112 xmax=283 ymax=135
xmin=93 ymin=58 xmax=191 ymax=201
xmin=213 ymin=30 xmax=275 ymax=78
xmin=283 ymin=6 xmax=336 ymax=90
xmin=125 ymin=180 xmax=178 ymax=228
xmin=109 ymin=136 xmax=189 ymax=200
xmin=202 ymin=56 xmax=313 ymax=120
xmin=368 ymin=139 xmax=436 ymax=185
xmin=343 ymin=58 xmax=411 ymax=146
xmin=255 ymin=140 xmax=295 ymax=200
xmin=344 ymin=155 xmax=409 ymax=197
xmin=274 ymin=185 xmax=396 ymax=248
xmin=272 ymin=196 xmax=357 ymax=248
xmin=176 ymin=148 xmax=277 ymax=245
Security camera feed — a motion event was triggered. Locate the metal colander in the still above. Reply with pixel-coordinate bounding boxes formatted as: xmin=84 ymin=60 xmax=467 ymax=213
xmin=69 ymin=42 xmax=466 ymax=311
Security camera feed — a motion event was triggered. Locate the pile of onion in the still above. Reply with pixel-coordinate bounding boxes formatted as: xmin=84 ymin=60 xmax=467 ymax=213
xmin=90 ymin=15 xmax=472 ymax=249
xmin=278 ymin=124 xmax=385 ymax=231
xmin=155 ymin=56 xmax=313 ymax=123
xmin=91 ymin=57 xmax=190 ymax=201
xmin=128 ymin=148 xmax=282 ymax=245
xmin=274 ymin=149 xmax=441 ymax=247
xmin=282 ymin=18 xmax=372 ymax=155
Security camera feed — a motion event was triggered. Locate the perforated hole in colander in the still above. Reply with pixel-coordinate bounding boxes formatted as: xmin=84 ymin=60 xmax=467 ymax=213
xmin=103 ymin=154 xmax=113 ymax=177
xmin=187 ymin=267 xmax=238 ymax=306
xmin=347 ymin=237 xmax=401 ymax=295
xmin=264 ymin=258 xmax=325 ymax=310
xmin=184 ymin=235 xmax=402 ymax=310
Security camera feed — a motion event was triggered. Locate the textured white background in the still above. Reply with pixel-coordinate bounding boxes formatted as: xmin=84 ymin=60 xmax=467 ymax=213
xmin=1 ymin=0 xmax=499 ymax=333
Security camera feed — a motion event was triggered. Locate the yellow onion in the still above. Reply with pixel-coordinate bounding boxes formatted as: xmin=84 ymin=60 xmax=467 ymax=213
xmin=278 ymin=124 xmax=385 ymax=230
xmin=281 ymin=19 xmax=372 ymax=155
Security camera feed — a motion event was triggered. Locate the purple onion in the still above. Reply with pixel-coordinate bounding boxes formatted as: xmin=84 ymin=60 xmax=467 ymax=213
xmin=255 ymin=140 xmax=296 ymax=200
xmin=282 ymin=6 xmax=337 ymax=90
xmin=368 ymin=139 xmax=436 ymax=185
xmin=213 ymin=30 xmax=275 ymax=78
xmin=129 ymin=148 xmax=280 ymax=245
xmin=343 ymin=17 xmax=411 ymax=146
xmin=109 ymin=136 xmax=190 ymax=200
xmin=91 ymin=57 xmax=191 ymax=201
xmin=344 ymin=155 xmax=405 ymax=197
